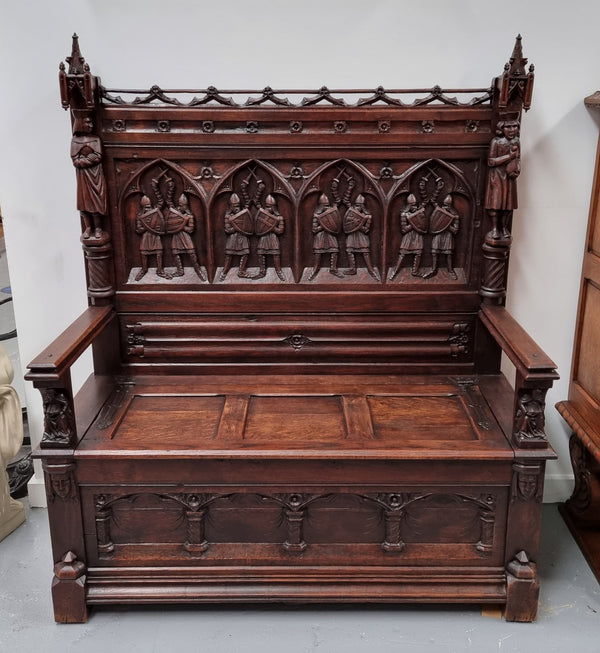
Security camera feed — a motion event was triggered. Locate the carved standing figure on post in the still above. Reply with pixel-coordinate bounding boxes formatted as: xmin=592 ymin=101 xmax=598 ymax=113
xmin=254 ymin=194 xmax=285 ymax=281
xmin=424 ymin=194 xmax=460 ymax=279
xmin=343 ymin=194 xmax=379 ymax=280
xmin=485 ymin=118 xmax=520 ymax=239
xmin=220 ymin=193 xmax=253 ymax=280
xmin=308 ymin=193 xmax=343 ymax=280
xmin=389 ymin=194 xmax=427 ymax=279
xmin=70 ymin=111 xmax=107 ymax=242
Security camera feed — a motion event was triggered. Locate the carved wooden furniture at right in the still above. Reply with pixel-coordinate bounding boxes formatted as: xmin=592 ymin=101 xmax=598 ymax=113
xmin=557 ymin=91 xmax=600 ymax=581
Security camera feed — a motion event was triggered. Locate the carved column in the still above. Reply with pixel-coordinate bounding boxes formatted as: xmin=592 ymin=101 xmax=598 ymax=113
xmin=283 ymin=508 xmax=307 ymax=553
xmin=475 ymin=494 xmax=496 ymax=554
xmin=184 ymin=508 xmax=209 ymax=555
xmin=382 ymin=508 xmax=405 ymax=553
xmin=83 ymin=242 xmax=115 ymax=300
xmin=94 ymin=495 xmax=115 ymax=557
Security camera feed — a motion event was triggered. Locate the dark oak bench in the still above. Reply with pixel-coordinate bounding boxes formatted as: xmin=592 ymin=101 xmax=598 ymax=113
xmin=27 ymin=35 xmax=557 ymax=622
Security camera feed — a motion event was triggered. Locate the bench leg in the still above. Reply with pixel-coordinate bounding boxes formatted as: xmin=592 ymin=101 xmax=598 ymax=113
xmin=51 ymin=551 xmax=88 ymax=623
xmin=504 ymin=551 xmax=539 ymax=622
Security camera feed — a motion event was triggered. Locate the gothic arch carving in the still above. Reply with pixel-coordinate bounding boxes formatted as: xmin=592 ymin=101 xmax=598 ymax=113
xmin=387 ymin=158 xmax=476 ymax=282
xmin=120 ymin=159 xmax=209 ymax=283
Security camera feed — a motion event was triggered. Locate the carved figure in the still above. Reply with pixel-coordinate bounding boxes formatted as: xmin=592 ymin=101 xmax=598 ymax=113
xmin=70 ymin=112 xmax=107 ymax=241
xmin=515 ymin=389 xmax=546 ymax=441
xmin=166 ymin=192 xmax=206 ymax=280
xmin=485 ymin=119 xmax=520 ymax=239
xmin=254 ymin=194 xmax=285 ymax=281
xmin=343 ymin=195 xmax=379 ymax=280
xmin=42 ymin=389 xmax=75 ymax=446
xmin=389 ymin=194 xmax=427 ymax=279
xmin=220 ymin=193 xmax=253 ymax=280
xmin=424 ymin=194 xmax=460 ymax=279
xmin=135 ymin=195 xmax=170 ymax=281
xmin=308 ymin=193 xmax=343 ymax=280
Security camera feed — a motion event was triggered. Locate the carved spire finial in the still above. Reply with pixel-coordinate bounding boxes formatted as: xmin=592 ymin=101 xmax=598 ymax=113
xmin=508 ymin=34 xmax=528 ymax=76
xmin=498 ymin=35 xmax=534 ymax=112
xmin=59 ymin=33 xmax=96 ymax=111
xmin=66 ymin=33 xmax=86 ymax=75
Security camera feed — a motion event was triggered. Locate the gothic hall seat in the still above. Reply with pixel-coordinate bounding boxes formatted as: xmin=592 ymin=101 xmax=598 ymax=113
xmin=27 ymin=35 xmax=557 ymax=623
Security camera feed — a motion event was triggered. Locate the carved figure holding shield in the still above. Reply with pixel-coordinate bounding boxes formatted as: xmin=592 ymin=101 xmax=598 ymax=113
xmin=135 ymin=195 xmax=170 ymax=281
xmin=343 ymin=194 xmax=379 ymax=280
xmin=485 ymin=119 xmax=520 ymax=240
xmin=220 ymin=193 xmax=253 ymax=280
xmin=254 ymin=194 xmax=285 ymax=281
xmin=308 ymin=193 xmax=343 ymax=281
xmin=423 ymin=194 xmax=459 ymax=279
xmin=389 ymin=194 xmax=427 ymax=280
xmin=70 ymin=111 xmax=108 ymax=242
xmin=166 ymin=191 xmax=206 ymax=280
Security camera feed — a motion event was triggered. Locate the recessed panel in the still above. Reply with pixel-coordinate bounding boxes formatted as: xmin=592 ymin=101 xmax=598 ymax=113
xmin=367 ymin=395 xmax=476 ymax=441
xmin=115 ymin=395 xmax=225 ymax=444
xmin=244 ymin=395 xmax=346 ymax=442
xmin=576 ymin=281 xmax=600 ymax=404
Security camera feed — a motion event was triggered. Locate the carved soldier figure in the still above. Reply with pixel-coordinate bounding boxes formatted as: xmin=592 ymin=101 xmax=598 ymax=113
xmin=220 ymin=193 xmax=253 ymax=280
xmin=166 ymin=192 xmax=206 ymax=280
xmin=485 ymin=118 xmax=520 ymax=239
xmin=343 ymin=195 xmax=379 ymax=280
xmin=308 ymin=193 xmax=343 ymax=281
xmin=70 ymin=111 xmax=107 ymax=242
xmin=424 ymin=194 xmax=460 ymax=279
xmin=389 ymin=194 xmax=427 ymax=279
xmin=254 ymin=194 xmax=285 ymax=281
xmin=135 ymin=195 xmax=170 ymax=281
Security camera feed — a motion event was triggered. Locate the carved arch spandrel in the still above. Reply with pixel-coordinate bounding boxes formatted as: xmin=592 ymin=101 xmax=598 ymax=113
xmin=298 ymin=159 xmax=385 ymax=283
xmin=387 ymin=159 xmax=478 ymax=284
xmin=118 ymin=159 xmax=209 ymax=285
xmin=209 ymin=160 xmax=296 ymax=283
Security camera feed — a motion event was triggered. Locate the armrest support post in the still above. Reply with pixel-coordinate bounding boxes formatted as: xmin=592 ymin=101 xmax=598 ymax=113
xmin=26 ymin=306 xmax=118 ymax=449
xmin=479 ymin=305 xmax=558 ymax=450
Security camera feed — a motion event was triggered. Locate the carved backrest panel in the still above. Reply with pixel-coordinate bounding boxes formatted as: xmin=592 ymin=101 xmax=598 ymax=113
xmin=60 ymin=35 xmax=534 ymax=373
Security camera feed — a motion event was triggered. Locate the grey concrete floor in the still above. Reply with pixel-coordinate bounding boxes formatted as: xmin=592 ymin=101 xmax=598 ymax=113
xmin=1 ymin=503 xmax=599 ymax=652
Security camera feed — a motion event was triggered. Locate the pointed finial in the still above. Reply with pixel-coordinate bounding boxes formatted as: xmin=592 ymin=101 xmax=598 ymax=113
xmin=66 ymin=33 xmax=86 ymax=75
xmin=508 ymin=34 xmax=527 ymax=76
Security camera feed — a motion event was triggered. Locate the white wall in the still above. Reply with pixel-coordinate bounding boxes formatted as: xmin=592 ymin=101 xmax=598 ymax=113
xmin=1 ymin=0 xmax=598 ymax=504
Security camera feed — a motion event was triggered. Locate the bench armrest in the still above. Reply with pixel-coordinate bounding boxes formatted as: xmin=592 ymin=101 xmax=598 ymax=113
xmin=26 ymin=305 xmax=116 ymax=383
xmin=479 ymin=304 xmax=558 ymax=451
xmin=26 ymin=305 xmax=118 ymax=450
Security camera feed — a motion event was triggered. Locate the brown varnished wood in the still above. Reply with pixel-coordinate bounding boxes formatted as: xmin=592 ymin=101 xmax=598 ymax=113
xmin=29 ymin=35 xmax=556 ymax=623
xmin=557 ymin=93 xmax=600 ymax=581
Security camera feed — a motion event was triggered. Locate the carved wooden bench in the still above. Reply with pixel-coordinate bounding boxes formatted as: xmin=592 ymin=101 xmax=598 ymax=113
xmin=27 ymin=35 xmax=557 ymax=623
